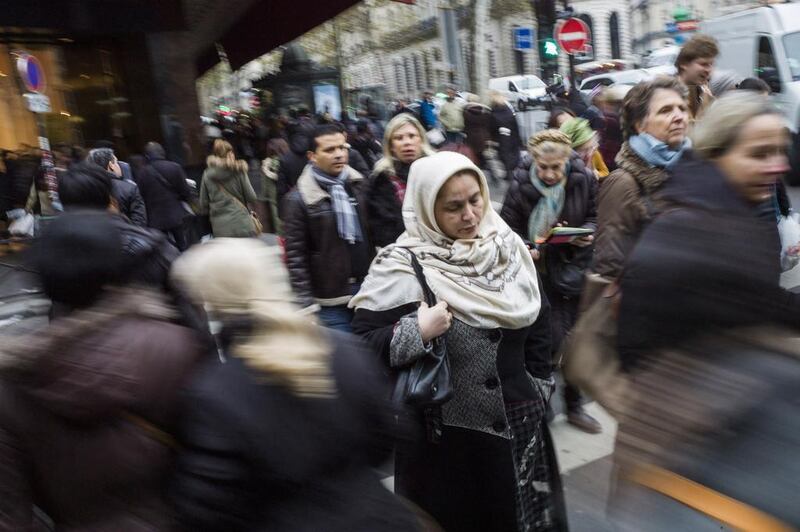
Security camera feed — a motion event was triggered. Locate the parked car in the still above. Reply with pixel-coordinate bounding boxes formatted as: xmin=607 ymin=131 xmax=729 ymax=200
xmin=579 ymin=66 xmax=675 ymax=95
xmin=488 ymin=75 xmax=548 ymax=111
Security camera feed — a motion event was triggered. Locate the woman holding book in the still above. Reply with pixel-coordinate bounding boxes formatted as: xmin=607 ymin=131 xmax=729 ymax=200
xmin=500 ymin=128 xmax=599 ymax=433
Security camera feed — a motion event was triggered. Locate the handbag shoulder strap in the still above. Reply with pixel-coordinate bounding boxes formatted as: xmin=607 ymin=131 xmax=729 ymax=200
xmin=404 ymin=249 xmax=437 ymax=307
xmin=215 ymin=180 xmax=249 ymax=213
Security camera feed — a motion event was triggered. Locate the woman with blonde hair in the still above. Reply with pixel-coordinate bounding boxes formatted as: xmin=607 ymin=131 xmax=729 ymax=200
xmin=367 ymin=113 xmax=435 ymax=248
xmin=198 ymin=139 xmax=260 ymax=238
xmin=169 ymin=238 xmax=424 ymax=531
xmin=501 ymin=129 xmax=600 ymax=433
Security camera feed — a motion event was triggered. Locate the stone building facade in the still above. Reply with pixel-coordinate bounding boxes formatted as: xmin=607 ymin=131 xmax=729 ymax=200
xmin=337 ymin=0 xmax=632 ymax=100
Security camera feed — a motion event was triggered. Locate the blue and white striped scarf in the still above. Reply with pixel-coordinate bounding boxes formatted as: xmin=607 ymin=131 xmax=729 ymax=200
xmin=311 ymin=166 xmax=363 ymax=244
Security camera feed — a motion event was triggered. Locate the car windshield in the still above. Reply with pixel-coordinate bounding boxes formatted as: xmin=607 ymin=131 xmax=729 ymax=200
xmin=784 ymin=32 xmax=800 ymax=81
xmin=520 ymin=77 xmax=545 ymax=89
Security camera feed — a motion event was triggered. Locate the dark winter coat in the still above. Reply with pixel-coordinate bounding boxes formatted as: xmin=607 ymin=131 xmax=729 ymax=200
xmin=351 ymin=285 xmax=554 ymax=532
xmin=135 ymin=156 xmax=193 ymax=231
xmin=171 ymin=331 xmax=422 ymax=532
xmin=490 ymin=103 xmax=523 ymax=173
xmin=599 ymin=111 xmax=623 ymax=172
xmin=110 ymin=176 xmax=148 ymax=227
xmin=0 ymin=288 xmax=202 ymax=531
xmin=592 ymin=142 xmax=676 ymax=280
xmin=611 ymin=329 xmax=800 ymax=530
xmin=463 ymin=103 xmax=493 ymax=161
xmin=282 ymin=165 xmax=373 ymax=308
xmin=113 ymin=214 xmax=179 ymax=289
xmin=198 ymin=156 xmax=259 ymax=238
xmin=618 ymin=156 xmax=800 ymax=369
xmin=501 ymin=153 xmax=597 ymax=351
xmin=351 ymin=135 xmax=383 ymax=171
xmin=501 ymin=153 xmax=598 ymax=248
xmin=348 ymin=148 xmax=371 ymax=178
xmin=277 ymin=118 xmax=315 ymax=204
xmin=365 ymin=162 xmax=411 ymax=248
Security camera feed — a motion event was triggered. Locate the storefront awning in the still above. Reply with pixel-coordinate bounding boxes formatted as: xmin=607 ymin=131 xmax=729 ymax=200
xmin=0 ymin=0 xmax=185 ymax=34
xmin=196 ymin=0 xmax=360 ymax=74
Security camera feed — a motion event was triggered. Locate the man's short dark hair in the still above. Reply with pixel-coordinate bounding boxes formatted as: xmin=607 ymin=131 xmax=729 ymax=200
xmin=675 ymin=35 xmax=719 ymax=73
xmin=737 ymin=77 xmax=771 ymax=93
xmin=621 ymin=76 xmax=688 ymax=140
xmin=87 ymin=148 xmax=115 ymax=171
xmin=309 ymin=124 xmax=345 ymax=152
xmin=58 ymin=161 xmax=113 ymax=209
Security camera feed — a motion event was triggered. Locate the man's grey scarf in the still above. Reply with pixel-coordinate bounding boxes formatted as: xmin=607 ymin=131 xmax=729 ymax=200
xmin=311 ymin=166 xmax=363 ymax=244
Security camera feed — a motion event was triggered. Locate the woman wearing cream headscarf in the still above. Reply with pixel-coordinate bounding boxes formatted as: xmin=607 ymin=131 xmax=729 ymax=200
xmin=351 ymin=152 xmax=564 ymax=532
xmin=169 ymin=238 xmax=424 ymax=532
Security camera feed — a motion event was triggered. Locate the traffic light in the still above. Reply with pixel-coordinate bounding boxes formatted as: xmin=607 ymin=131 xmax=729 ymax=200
xmin=541 ymin=38 xmax=559 ymax=58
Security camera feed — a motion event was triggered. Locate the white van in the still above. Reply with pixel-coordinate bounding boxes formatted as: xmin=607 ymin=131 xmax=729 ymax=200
xmin=487 ymin=75 xmax=547 ymax=111
xmin=700 ymin=4 xmax=800 ymax=130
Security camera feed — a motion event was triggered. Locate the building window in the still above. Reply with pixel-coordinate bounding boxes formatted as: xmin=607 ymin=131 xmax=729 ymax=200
xmin=394 ymin=60 xmax=405 ymax=95
xmin=404 ymin=56 xmax=414 ymax=96
xmin=423 ymin=51 xmax=433 ymax=90
xmin=414 ymin=54 xmax=423 ymax=91
xmin=488 ymin=49 xmax=498 ymax=78
xmin=757 ymin=35 xmax=781 ymax=92
xmin=609 ymin=12 xmax=621 ymax=59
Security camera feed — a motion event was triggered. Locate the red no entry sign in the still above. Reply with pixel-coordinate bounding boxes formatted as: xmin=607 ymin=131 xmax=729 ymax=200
xmin=556 ymin=18 xmax=591 ymax=55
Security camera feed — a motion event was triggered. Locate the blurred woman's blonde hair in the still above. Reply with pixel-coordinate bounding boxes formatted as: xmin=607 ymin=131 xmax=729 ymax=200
xmin=487 ymin=90 xmax=507 ymax=107
xmin=208 ymin=139 xmax=248 ymax=171
xmin=171 ymin=238 xmax=335 ymax=398
xmin=528 ymin=129 xmax=572 ymax=160
xmin=373 ymin=113 xmax=434 ymax=175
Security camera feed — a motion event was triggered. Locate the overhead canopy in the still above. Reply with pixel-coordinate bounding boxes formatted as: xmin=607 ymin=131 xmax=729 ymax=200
xmin=0 ymin=0 xmax=185 ymax=34
xmin=196 ymin=0 xmax=360 ymax=74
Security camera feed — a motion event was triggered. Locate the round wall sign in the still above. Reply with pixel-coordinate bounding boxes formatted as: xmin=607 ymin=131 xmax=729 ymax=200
xmin=16 ymin=53 xmax=46 ymax=93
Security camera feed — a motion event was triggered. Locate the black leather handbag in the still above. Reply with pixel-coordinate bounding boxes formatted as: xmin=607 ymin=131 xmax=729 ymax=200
xmin=391 ymin=250 xmax=453 ymax=410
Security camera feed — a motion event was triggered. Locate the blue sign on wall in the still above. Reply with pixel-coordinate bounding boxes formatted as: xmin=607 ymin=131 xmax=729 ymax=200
xmin=513 ymin=27 xmax=534 ymax=50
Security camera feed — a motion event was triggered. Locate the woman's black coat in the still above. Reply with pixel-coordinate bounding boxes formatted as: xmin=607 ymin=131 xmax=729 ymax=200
xmin=618 ymin=157 xmax=800 ymax=370
xmin=490 ymin=103 xmax=523 ymax=174
xmin=171 ymin=331 xmax=419 ymax=532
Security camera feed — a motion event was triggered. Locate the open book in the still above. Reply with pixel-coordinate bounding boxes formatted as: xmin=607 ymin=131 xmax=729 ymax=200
xmin=544 ymin=226 xmax=594 ymax=245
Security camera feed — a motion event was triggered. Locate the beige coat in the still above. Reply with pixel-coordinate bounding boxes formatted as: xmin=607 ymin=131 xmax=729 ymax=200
xmin=439 ymin=99 xmax=465 ymax=132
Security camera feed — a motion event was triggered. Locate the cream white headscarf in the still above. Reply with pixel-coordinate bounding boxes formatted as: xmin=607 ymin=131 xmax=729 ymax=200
xmin=350 ymin=151 xmax=541 ymax=330
xmin=171 ymin=238 xmax=335 ymax=398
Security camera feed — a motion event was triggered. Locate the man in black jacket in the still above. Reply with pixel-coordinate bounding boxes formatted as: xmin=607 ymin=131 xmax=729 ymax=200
xmin=282 ymin=124 xmax=373 ymax=331
xmin=86 ymin=148 xmax=148 ymax=227
xmin=135 ymin=142 xmax=193 ymax=251
xmin=56 ymin=162 xmax=178 ymax=291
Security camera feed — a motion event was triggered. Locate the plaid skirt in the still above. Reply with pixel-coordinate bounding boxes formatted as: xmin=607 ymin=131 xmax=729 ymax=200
xmin=507 ymin=399 xmax=567 ymax=531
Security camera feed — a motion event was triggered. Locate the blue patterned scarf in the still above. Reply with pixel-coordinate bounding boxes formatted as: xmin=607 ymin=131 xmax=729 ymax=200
xmin=628 ymin=133 xmax=692 ymax=169
xmin=311 ymin=166 xmax=363 ymax=244
xmin=527 ymin=164 xmax=566 ymax=244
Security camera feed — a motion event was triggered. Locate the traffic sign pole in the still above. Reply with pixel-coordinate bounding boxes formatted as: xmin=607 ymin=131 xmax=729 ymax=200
xmin=15 ymin=51 xmax=61 ymax=212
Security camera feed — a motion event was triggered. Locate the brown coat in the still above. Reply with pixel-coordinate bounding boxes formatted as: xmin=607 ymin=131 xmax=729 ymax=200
xmin=0 ymin=288 xmax=202 ymax=531
xmin=592 ymin=142 xmax=671 ymax=280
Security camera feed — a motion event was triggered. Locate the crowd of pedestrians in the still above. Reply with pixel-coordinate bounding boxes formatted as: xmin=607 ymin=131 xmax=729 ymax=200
xmin=0 ymin=32 xmax=799 ymax=531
